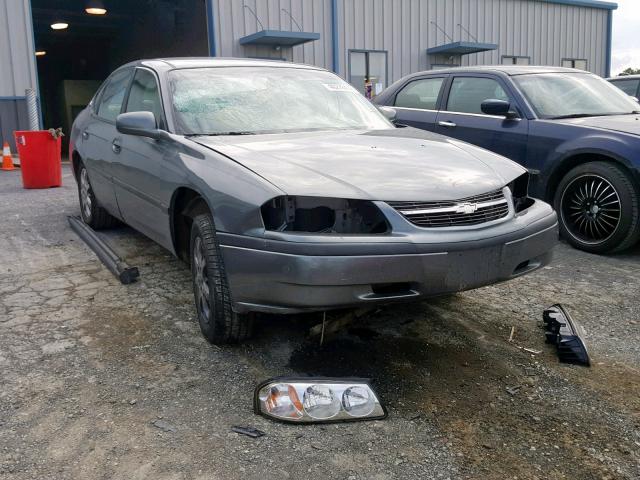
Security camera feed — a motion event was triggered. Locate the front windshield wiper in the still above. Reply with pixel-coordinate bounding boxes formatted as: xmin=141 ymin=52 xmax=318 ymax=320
xmin=186 ymin=131 xmax=256 ymax=137
xmin=550 ymin=112 xmax=640 ymax=120
xmin=549 ymin=113 xmax=599 ymax=120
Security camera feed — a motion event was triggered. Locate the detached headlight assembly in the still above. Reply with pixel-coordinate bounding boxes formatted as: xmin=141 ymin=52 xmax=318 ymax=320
xmin=254 ymin=377 xmax=387 ymax=423
xmin=261 ymin=196 xmax=390 ymax=234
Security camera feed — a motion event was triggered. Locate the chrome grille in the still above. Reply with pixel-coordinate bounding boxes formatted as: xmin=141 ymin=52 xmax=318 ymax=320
xmin=387 ymin=189 xmax=510 ymax=228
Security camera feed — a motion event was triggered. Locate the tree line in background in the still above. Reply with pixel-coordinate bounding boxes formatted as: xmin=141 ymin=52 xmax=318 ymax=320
xmin=618 ymin=67 xmax=640 ymax=76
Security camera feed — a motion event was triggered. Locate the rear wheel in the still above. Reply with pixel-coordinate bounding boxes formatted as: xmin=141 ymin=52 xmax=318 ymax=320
xmin=554 ymin=161 xmax=640 ymax=253
xmin=77 ymin=163 xmax=118 ymax=229
xmin=190 ymin=213 xmax=253 ymax=344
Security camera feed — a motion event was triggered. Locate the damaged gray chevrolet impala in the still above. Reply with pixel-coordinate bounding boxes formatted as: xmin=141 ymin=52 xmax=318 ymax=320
xmin=70 ymin=58 xmax=558 ymax=344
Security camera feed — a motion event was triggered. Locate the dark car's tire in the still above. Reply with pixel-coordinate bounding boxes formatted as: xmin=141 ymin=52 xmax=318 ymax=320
xmin=554 ymin=161 xmax=640 ymax=254
xmin=190 ymin=213 xmax=253 ymax=344
xmin=77 ymin=163 xmax=118 ymax=230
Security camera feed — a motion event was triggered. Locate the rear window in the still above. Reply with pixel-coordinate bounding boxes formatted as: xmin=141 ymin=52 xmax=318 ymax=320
xmin=394 ymin=78 xmax=444 ymax=110
xmin=97 ymin=69 xmax=132 ymax=122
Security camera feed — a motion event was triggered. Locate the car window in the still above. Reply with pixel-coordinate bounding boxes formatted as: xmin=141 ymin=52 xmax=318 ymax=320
xmin=609 ymin=79 xmax=640 ymax=97
xmin=446 ymin=77 xmax=509 ymax=114
xmin=126 ymin=69 xmax=164 ymax=128
xmin=97 ymin=69 xmax=132 ymax=122
xmin=394 ymin=78 xmax=444 ymax=110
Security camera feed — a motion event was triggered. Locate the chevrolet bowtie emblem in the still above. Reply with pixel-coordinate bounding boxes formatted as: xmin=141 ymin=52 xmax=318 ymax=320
xmin=454 ymin=202 xmax=478 ymax=214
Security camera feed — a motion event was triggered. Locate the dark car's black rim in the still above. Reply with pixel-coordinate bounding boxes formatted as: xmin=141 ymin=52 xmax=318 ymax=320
xmin=193 ymin=236 xmax=212 ymax=322
xmin=560 ymin=174 xmax=621 ymax=245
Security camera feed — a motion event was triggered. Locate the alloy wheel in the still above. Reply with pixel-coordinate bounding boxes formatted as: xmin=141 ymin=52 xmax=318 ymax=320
xmin=193 ymin=236 xmax=212 ymax=321
xmin=80 ymin=168 xmax=93 ymax=220
xmin=560 ymin=174 xmax=621 ymax=245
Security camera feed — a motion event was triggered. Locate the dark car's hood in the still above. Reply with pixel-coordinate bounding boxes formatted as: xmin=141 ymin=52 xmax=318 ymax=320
xmin=191 ymin=128 xmax=525 ymax=201
xmin=555 ymin=114 xmax=640 ymax=135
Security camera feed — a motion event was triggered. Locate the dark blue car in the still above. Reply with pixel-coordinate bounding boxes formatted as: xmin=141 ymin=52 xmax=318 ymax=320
xmin=375 ymin=66 xmax=640 ymax=254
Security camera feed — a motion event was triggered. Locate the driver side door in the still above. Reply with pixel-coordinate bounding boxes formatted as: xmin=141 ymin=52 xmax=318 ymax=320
xmin=434 ymin=74 xmax=529 ymax=165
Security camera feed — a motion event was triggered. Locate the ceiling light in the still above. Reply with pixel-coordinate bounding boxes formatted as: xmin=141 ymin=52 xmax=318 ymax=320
xmin=85 ymin=0 xmax=107 ymax=15
xmin=50 ymin=22 xmax=68 ymax=30
xmin=35 ymin=51 xmax=46 ymax=57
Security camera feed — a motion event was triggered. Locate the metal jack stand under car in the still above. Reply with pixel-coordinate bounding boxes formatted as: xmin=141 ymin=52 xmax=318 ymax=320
xmin=68 ymin=216 xmax=139 ymax=285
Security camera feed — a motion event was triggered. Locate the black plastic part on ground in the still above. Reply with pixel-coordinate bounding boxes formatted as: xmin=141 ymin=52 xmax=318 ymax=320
xmin=67 ymin=216 xmax=139 ymax=285
xmin=543 ymin=304 xmax=590 ymax=366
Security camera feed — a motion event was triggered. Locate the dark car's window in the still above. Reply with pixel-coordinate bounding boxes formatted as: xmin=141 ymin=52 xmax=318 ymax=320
xmin=446 ymin=77 xmax=509 ymax=115
xmin=609 ymin=79 xmax=640 ymax=97
xmin=126 ymin=69 xmax=165 ymax=128
xmin=97 ymin=69 xmax=132 ymax=122
xmin=394 ymin=78 xmax=444 ymax=110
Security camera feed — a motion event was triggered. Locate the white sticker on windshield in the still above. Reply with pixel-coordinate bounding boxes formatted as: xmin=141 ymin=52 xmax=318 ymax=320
xmin=322 ymin=83 xmax=353 ymax=92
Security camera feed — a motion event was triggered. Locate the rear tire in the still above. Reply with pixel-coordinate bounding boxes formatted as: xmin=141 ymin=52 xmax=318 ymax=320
xmin=190 ymin=213 xmax=253 ymax=344
xmin=77 ymin=163 xmax=118 ymax=230
xmin=554 ymin=161 xmax=640 ymax=254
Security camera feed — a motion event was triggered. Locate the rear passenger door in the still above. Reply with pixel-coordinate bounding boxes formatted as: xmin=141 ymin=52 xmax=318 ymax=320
xmin=435 ymin=74 xmax=529 ymax=164
xmin=391 ymin=76 xmax=447 ymax=131
xmin=81 ymin=68 xmax=134 ymax=218
xmin=111 ymin=67 xmax=174 ymax=250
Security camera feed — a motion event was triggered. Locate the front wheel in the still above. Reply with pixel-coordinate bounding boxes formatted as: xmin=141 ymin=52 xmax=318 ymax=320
xmin=190 ymin=213 xmax=253 ymax=344
xmin=554 ymin=161 xmax=640 ymax=254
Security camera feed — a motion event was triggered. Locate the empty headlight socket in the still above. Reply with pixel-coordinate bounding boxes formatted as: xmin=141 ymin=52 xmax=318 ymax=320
xmin=261 ymin=196 xmax=390 ymax=234
xmin=509 ymin=172 xmax=534 ymax=213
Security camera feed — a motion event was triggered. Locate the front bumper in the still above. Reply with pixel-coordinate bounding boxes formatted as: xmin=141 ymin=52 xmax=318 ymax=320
xmin=219 ymin=200 xmax=558 ymax=314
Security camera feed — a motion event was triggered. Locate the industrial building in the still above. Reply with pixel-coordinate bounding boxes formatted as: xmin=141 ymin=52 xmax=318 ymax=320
xmin=1 ymin=0 xmax=618 ymax=151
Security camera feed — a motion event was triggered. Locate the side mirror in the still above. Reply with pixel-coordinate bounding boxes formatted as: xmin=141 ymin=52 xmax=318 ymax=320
xmin=116 ymin=111 xmax=168 ymax=140
xmin=378 ymin=106 xmax=398 ymax=123
xmin=481 ymin=99 xmax=519 ymax=119
xmin=630 ymin=95 xmax=639 ymax=103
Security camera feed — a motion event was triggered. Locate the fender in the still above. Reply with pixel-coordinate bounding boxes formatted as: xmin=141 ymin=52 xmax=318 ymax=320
xmin=537 ymin=130 xmax=640 ymax=199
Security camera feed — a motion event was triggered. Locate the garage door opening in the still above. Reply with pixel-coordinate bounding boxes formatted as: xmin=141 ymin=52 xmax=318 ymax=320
xmin=31 ymin=0 xmax=209 ymax=152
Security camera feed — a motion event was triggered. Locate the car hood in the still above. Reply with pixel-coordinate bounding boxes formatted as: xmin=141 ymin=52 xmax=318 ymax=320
xmin=190 ymin=128 xmax=525 ymax=201
xmin=555 ymin=114 xmax=640 ymax=135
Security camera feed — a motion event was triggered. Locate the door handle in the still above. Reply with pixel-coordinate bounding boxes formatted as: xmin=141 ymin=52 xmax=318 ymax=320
xmin=112 ymin=139 xmax=122 ymax=154
xmin=438 ymin=120 xmax=457 ymax=128
xmin=82 ymin=130 xmax=89 ymax=140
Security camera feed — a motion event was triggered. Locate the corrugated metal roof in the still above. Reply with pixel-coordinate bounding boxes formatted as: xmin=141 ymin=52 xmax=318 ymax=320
xmin=534 ymin=0 xmax=617 ymax=10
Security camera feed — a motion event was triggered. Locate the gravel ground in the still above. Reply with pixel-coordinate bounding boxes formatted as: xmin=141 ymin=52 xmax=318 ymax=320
xmin=1 ymin=165 xmax=639 ymax=479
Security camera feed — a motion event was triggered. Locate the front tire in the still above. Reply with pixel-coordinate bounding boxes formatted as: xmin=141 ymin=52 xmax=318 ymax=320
xmin=77 ymin=163 xmax=118 ymax=229
xmin=190 ymin=213 xmax=253 ymax=344
xmin=554 ymin=161 xmax=640 ymax=253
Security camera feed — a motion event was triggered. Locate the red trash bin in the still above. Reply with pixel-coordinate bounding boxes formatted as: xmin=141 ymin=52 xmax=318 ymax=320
xmin=14 ymin=131 xmax=62 ymax=189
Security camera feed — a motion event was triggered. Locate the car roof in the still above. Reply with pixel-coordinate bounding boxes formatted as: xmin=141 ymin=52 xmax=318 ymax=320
xmin=117 ymin=57 xmax=325 ymax=72
xmin=405 ymin=65 xmax=589 ymax=77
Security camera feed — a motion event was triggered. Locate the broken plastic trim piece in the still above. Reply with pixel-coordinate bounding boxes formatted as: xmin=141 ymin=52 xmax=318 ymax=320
xmin=231 ymin=426 xmax=265 ymax=438
xmin=68 ymin=216 xmax=139 ymax=285
xmin=543 ymin=304 xmax=590 ymax=366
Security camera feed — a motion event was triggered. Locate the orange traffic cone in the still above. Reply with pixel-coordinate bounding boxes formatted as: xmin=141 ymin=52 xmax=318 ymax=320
xmin=1 ymin=142 xmax=16 ymax=171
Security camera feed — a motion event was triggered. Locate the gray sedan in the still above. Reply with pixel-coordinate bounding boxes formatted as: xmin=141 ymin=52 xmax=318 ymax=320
xmin=70 ymin=58 xmax=558 ymax=344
